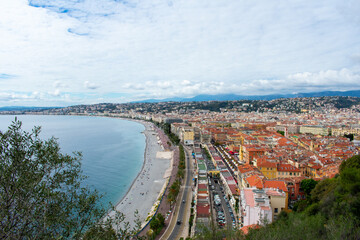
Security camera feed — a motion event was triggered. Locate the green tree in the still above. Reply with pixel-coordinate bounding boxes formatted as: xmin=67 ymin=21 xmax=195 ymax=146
xmin=300 ymin=179 xmax=318 ymax=196
xmin=339 ymin=154 xmax=360 ymax=173
xmin=0 ymin=119 xmax=104 ymax=239
xmin=0 ymin=119 xmax=144 ymax=240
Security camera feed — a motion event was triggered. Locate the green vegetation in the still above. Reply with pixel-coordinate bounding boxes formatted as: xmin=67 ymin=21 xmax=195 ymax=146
xmin=344 ymin=133 xmax=354 ymax=141
xmin=147 ymin=213 xmax=165 ymax=239
xmin=0 ymin=119 xmax=143 ymax=240
xmin=0 ymin=119 xmax=103 ymax=239
xmin=203 ymin=146 xmax=212 ymax=160
xmin=156 ymin=122 xmax=180 ymax=145
xmin=189 ymin=198 xmax=195 ymax=235
xmin=300 ymin=178 xmax=318 ymax=196
xmin=277 ymin=130 xmax=285 ymax=136
xmin=167 ymin=144 xmax=186 ymax=207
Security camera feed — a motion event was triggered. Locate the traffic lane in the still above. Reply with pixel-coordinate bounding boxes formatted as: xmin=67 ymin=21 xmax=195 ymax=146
xmin=168 ymin=147 xmax=192 ymax=239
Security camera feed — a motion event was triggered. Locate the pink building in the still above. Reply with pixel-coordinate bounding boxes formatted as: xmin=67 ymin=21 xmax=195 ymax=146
xmin=240 ymin=188 xmax=272 ymax=227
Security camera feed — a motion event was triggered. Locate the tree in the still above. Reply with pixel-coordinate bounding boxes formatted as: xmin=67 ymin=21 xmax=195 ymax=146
xmin=0 ymin=119 xmax=105 ymax=239
xmin=300 ymin=179 xmax=318 ymax=196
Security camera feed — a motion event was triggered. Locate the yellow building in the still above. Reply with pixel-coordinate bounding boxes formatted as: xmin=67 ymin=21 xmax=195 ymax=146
xmin=276 ymin=164 xmax=301 ymax=178
xmin=266 ymin=189 xmax=287 ymax=221
xmin=181 ymin=127 xmax=194 ymax=145
xmin=257 ymin=161 xmax=277 ymax=179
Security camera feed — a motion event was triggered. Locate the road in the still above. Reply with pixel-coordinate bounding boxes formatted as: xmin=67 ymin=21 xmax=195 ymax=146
xmin=210 ymin=177 xmax=233 ymax=230
xmin=161 ymin=145 xmax=193 ymax=240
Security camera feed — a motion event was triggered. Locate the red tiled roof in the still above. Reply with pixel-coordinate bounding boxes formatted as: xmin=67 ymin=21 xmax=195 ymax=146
xmin=258 ymin=161 xmax=277 ymax=168
xmin=238 ymin=164 xmax=258 ymax=173
xmin=246 ymin=175 xmax=264 ymax=188
xmin=264 ymin=180 xmax=288 ymax=192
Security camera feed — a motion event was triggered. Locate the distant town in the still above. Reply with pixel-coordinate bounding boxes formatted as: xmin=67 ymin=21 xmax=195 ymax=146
xmin=2 ymin=95 xmax=360 ymax=234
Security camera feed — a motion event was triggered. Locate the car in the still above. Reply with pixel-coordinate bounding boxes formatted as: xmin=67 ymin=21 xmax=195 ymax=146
xmin=182 ymin=199 xmax=185 ymax=203
xmin=177 ymin=220 xmax=181 ymax=225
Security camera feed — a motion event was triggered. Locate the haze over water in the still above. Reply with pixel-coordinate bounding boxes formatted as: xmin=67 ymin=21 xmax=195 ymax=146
xmin=0 ymin=115 xmax=145 ymax=209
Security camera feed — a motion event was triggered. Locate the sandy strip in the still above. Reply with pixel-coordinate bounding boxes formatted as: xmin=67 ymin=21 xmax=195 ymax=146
xmin=105 ymin=121 xmax=172 ymax=229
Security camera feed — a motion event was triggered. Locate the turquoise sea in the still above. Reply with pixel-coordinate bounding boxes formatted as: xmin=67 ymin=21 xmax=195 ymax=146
xmin=0 ymin=115 xmax=145 ymax=209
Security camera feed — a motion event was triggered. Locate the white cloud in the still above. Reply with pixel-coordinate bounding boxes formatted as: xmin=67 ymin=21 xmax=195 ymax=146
xmin=0 ymin=0 xmax=360 ymax=105
xmin=84 ymin=81 xmax=99 ymax=90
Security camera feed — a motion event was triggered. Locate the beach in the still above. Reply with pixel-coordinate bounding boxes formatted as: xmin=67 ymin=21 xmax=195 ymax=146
xmin=106 ymin=120 xmax=172 ymax=229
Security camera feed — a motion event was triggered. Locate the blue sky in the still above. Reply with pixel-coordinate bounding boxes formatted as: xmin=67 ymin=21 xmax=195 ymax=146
xmin=1 ymin=0 xmax=360 ymax=106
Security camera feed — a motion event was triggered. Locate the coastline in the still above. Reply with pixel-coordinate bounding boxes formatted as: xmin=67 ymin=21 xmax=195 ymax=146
xmin=106 ymin=119 xmax=173 ymax=229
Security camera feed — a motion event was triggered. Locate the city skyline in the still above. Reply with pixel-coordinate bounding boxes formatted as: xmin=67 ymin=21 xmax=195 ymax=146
xmin=1 ymin=0 xmax=360 ymax=106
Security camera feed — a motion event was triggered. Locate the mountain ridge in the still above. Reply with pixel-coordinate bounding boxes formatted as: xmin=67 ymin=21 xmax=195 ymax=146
xmin=134 ymin=89 xmax=360 ymax=103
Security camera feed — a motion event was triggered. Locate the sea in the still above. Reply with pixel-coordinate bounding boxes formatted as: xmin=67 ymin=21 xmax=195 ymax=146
xmin=0 ymin=115 xmax=145 ymax=209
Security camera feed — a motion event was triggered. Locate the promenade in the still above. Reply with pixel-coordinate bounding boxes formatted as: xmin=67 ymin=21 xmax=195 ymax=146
xmin=137 ymin=125 xmax=180 ymax=239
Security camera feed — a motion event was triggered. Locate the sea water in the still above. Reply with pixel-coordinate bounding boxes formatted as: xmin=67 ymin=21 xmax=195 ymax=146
xmin=0 ymin=115 xmax=145 ymax=209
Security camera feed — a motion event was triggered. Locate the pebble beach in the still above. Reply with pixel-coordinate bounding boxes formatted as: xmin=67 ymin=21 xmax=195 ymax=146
xmin=106 ymin=121 xmax=172 ymax=229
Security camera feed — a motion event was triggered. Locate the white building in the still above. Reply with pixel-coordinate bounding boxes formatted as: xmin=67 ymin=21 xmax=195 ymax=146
xmin=240 ymin=188 xmax=272 ymax=227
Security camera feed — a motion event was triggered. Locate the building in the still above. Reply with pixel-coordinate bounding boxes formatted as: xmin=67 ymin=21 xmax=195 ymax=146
xmin=181 ymin=127 xmax=195 ymax=145
xmin=240 ymin=188 xmax=272 ymax=227
xmin=265 ymin=189 xmax=287 ymax=221
xmin=276 ymin=164 xmax=301 ymax=178
xmin=241 ymin=145 xmax=266 ymax=165
xmin=257 ymin=161 xmax=277 ymax=179
xmin=300 ymin=125 xmax=330 ymax=136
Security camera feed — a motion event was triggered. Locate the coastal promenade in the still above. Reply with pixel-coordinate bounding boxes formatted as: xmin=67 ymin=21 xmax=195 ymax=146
xmin=137 ymin=126 xmax=179 ymax=238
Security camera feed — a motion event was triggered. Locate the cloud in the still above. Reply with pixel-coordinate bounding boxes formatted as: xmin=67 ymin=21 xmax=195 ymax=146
xmin=1 ymin=0 xmax=360 ymax=105
xmin=235 ymin=68 xmax=360 ymax=95
xmin=0 ymin=74 xmax=16 ymax=79
xmin=123 ymin=68 xmax=360 ymax=99
xmin=84 ymin=81 xmax=99 ymax=90
xmin=53 ymin=80 xmax=68 ymax=88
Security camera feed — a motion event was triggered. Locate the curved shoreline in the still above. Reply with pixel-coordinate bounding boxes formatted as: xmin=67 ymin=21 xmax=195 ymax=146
xmin=106 ymin=119 xmax=172 ymax=229
xmin=110 ymin=120 xmax=148 ymax=210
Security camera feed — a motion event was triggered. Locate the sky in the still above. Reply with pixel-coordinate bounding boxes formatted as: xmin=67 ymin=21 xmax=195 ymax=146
xmin=1 ymin=0 xmax=360 ymax=106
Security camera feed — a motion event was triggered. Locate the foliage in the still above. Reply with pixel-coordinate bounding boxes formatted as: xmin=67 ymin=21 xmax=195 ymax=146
xmin=339 ymin=154 xmax=360 ymax=173
xmin=202 ymin=146 xmax=211 ymax=160
xmin=344 ymin=133 xmax=354 ymax=141
xmin=194 ymin=223 xmax=244 ymax=240
xmin=0 ymin=119 xmax=144 ymax=240
xmin=277 ymin=130 xmax=285 ymax=136
xmin=300 ymin=179 xmax=318 ymax=196
xmin=159 ymin=123 xmax=180 ymax=145
xmin=149 ymin=213 xmax=165 ymax=238
xmin=168 ymin=144 xmax=186 ymax=205
xmin=0 ymin=119 xmax=104 ymax=239
xmin=85 ymin=209 xmax=144 ymax=240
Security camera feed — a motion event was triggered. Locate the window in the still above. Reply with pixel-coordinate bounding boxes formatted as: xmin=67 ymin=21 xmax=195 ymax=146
xmin=274 ymin=208 xmax=278 ymax=213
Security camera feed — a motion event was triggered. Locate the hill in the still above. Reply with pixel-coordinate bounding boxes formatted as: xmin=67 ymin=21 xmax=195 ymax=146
xmin=136 ymin=89 xmax=360 ymax=103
